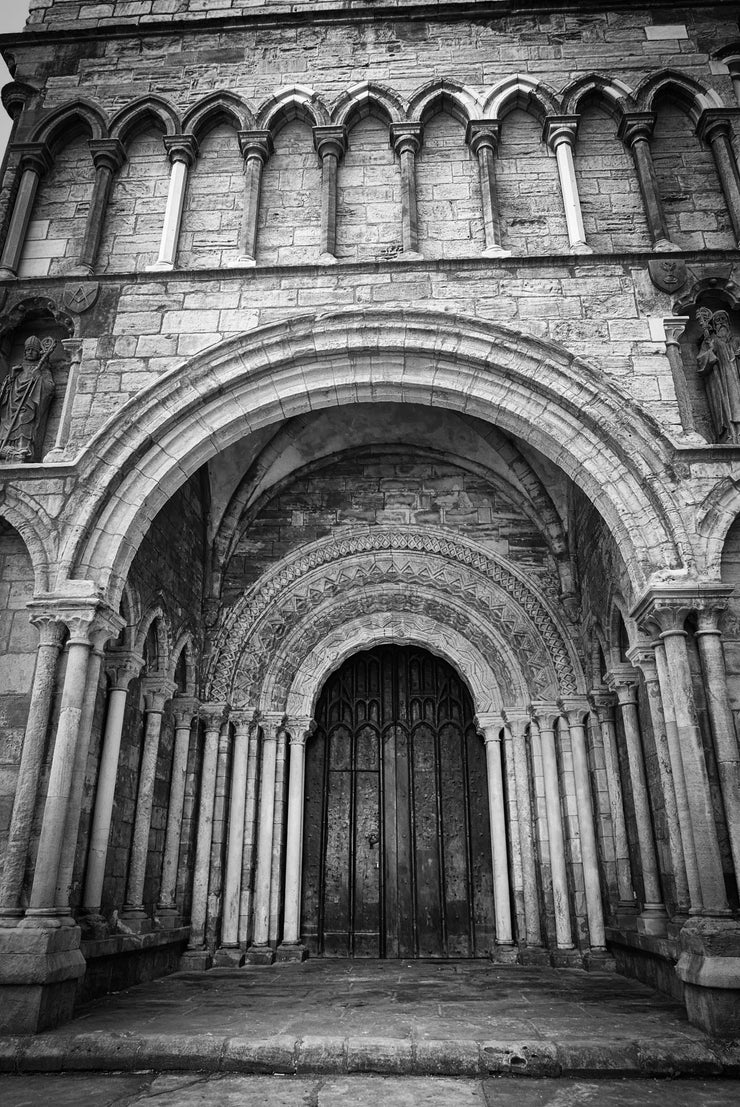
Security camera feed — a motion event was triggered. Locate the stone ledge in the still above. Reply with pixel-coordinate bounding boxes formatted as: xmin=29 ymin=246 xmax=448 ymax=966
xmin=80 ymin=926 xmax=190 ymax=961
xmin=607 ymin=926 xmax=682 ymax=1004
xmin=0 ymin=1031 xmax=736 ymax=1077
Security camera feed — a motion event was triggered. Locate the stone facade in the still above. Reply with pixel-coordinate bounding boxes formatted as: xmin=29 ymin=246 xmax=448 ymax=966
xmin=0 ymin=0 xmax=740 ymax=1040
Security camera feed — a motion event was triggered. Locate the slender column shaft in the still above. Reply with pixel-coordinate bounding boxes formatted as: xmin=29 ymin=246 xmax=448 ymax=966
xmin=543 ymin=120 xmax=591 ymax=253
xmin=592 ymin=696 xmax=635 ymax=908
xmin=391 ymin=124 xmax=422 ymax=257
xmin=506 ymin=716 xmax=541 ymax=946
xmin=0 ymin=145 xmax=51 ymax=278
xmin=282 ymin=730 xmax=308 ymax=945
xmin=653 ymin=639 xmax=703 ymax=913
xmin=699 ymin=114 xmax=740 ymax=245
xmin=238 ymin=130 xmax=273 ymax=262
xmin=149 ymin=135 xmax=198 ymax=272
xmin=536 ymin=715 xmax=573 ymax=949
xmin=189 ymin=709 xmax=226 ymax=948
xmin=0 ymin=619 xmax=63 ymax=915
xmin=661 ymin=628 xmax=729 ymax=915
xmin=314 ymin=127 xmax=346 ymax=260
xmin=220 ymin=714 xmax=251 ymax=948
xmin=466 ymin=122 xmax=509 ymax=256
xmin=638 ymin=656 xmax=691 ymax=913
xmin=78 ymin=140 xmax=125 ymax=273
xmin=250 ymin=724 xmax=280 ymax=949
xmin=610 ymin=674 xmax=667 ymax=932
xmin=663 ymin=317 xmax=695 ymax=435
xmin=562 ymin=707 xmax=605 ymax=948
xmin=618 ymin=114 xmax=674 ymax=249
xmin=123 ymin=683 xmax=173 ymax=916
xmin=481 ymin=725 xmax=513 ymax=946
xmin=158 ymin=699 xmax=198 ymax=917
xmin=501 ymin=722 xmax=525 ymax=942
xmin=82 ymin=688 xmax=128 ymax=912
xmin=238 ymin=723 xmax=260 ymax=945
xmin=696 ymin=614 xmax=740 ymax=885
xmin=268 ymin=727 xmax=288 ymax=942
xmin=28 ymin=640 xmax=93 ymax=912
xmin=54 ymin=647 xmax=104 ymax=910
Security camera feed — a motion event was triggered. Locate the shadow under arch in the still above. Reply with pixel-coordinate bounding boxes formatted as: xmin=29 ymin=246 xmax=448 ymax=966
xmin=54 ymin=308 xmax=692 ymax=603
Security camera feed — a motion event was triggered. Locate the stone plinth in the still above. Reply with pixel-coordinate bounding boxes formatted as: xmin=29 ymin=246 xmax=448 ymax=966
xmin=676 ymin=918 xmax=740 ymax=1037
xmin=0 ymin=920 xmax=85 ymax=1034
xmin=276 ymin=942 xmax=308 ymax=963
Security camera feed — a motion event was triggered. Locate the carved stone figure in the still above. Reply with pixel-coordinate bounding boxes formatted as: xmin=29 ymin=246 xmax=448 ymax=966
xmin=696 ymin=307 xmax=740 ymax=444
xmin=0 ymin=335 xmax=56 ymax=462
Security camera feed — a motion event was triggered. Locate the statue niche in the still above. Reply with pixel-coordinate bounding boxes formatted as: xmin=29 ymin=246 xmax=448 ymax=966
xmin=0 ymin=334 xmax=56 ymax=462
xmin=696 ymin=307 xmax=740 ymax=444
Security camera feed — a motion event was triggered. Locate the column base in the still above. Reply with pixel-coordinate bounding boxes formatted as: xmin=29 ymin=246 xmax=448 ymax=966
xmin=119 ymin=907 xmax=153 ymax=935
xmin=482 ymin=245 xmax=512 ymax=258
xmin=156 ymin=907 xmax=181 ymax=930
xmin=0 ymin=907 xmax=25 ymax=928
xmin=318 ymin=252 xmax=338 ymax=265
xmin=582 ymin=948 xmax=616 ymax=972
xmin=78 ymin=910 xmax=110 ymax=940
xmin=276 ymin=942 xmax=308 ymax=962
xmin=0 ymin=921 xmax=85 ymax=1033
xmin=145 ymin=260 xmax=175 ymax=272
xmin=569 ymin=241 xmax=593 ymax=254
xmin=396 ymin=250 xmax=423 ymax=262
xmin=213 ymin=945 xmax=245 ymax=967
xmin=236 ymin=255 xmax=257 ymax=267
xmin=653 ymin=238 xmax=682 ymax=253
xmin=676 ymin=917 xmax=740 ymax=1037
xmin=491 ymin=944 xmax=518 ymax=964
xmin=636 ymin=904 xmax=669 ymax=937
xmin=245 ymin=944 xmax=276 ymax=965
xmin=551 ymin=947 xmax=583 ymax=969
xmin=517 ymin=945 xmax=551 ymax=966
xmin=179 ymin=947 xmax=213 ymax=971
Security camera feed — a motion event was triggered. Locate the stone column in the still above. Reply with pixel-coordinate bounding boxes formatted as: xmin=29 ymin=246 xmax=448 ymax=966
xmin=466 ymin=121 xmax=510 ymax=257
xmin=278 ymin=718 xmax=313 ymax=960
xmin=147 ymin=134 xmax=198 ymax=272
xmin=606 ymin=666 xmax=669 ymax=934
xmin=246 ymin=715 xmax=283 ymax=963
xmin=268 ymin=725 xmax=289 ymax=942
xmin=54 ymin=637 xmax=108 ymax=912
xmin=697 ymin=110 xmax=740 ymax=246
xmin=237 ymin=129 xmax=273 ymax=264
xmin=694 ymin=598 xmax=740 ymax=888
xmin=618 ymin=112 xmax=677 ymax=251
xmin=634 ymin=592 xmax=731 ymax=917
xmin=213 ymin=710 xmax=251 ymax=965
xmin=182 ymin=704 xmax=228 ymax=968
xmin=157 ymin=696 xmax=199 ymax=928
xmin=590 ymin=690 xmax=636 ymax=915
xmin=25 ymin=601 xmax=123 ymax=919
xmin=238 ymin=720 xmax=261 ymax=946
xmin=0 ymin=613 xmax=64 ymax=920
xmin=121 ymin=677 xmax=177 ymax=931
xmin=504 ymin=712 xmax=543 ymax=953
xmin=543 ymin=117 xmax=592 ymax=254
xmin=627 ymin=646 xmax=691 ymax=917
xmin=0 ymin=143 xmax=52 ymax=279
xmin=77 ymin=138 xmax=125 ymax=274
xmin=477 ymin=716 xmax=515 ymax=956
xmin=390 ymin=122 xmax=423 ymax=259
xmin=559 ymin=700 xmax=606 ymax=951
xmin=81 ymin=652 xmax=144 ymax=928
xmin=313 ymin=125 xmax=347 ymax=262
xmin=532 ymin=708 xmax=574 ymax=954
xmin=500 ymin=717 xmax=525 ymax=944
xmin=662 ymin=317 xmax=695 ymax=436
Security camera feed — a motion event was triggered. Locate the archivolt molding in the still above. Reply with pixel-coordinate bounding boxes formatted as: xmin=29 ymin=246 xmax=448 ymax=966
xmin=281 ymin=611 xmax=504 ymax=721
xmin=207 ymin=526 xmax=580 ymax=704
xmin=0 ymin=487 xmax=57 ymax=592
xmin=59 ymin=307 xmax=691 ymax=598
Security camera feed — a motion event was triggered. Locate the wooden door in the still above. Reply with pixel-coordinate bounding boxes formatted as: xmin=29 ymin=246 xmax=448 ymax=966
xmin=301 ymin=646 xmax=496 ymax=957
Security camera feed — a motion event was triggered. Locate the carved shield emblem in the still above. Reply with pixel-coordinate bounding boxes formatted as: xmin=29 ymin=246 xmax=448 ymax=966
xmin=63 ymin=281 xmax=100 ymax=313
xmin=648 ymin=258 xmax=688 ymax=293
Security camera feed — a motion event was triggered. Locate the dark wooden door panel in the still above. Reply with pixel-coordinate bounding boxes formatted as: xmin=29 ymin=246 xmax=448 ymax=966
xmin=301 ymin=646 xmax=496 ymax=958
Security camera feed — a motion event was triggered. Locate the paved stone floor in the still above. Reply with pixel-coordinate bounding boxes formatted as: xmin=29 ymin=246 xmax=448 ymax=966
xmin=1 ymin=961 xmax=739 ymax=1080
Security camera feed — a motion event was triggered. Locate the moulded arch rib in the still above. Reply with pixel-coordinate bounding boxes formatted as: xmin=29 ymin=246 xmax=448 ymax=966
xmin=635 ymin=69 xmax=724 ymax=125
xmin=182 ymin=91 xmax=255 ymax=139
xmin=408 ymin=79 xmax=481 ymax=127
xmin=134 ymin=603 xmax=172 ymax=674
xmin=0 ymin=491 xmax=55 ymax=593
xmin=256 ymin=86 xmax=330 ymax=133
xmin=31 ymin=98 xmax=108 ymax=150
xmin=332 ymin=81 xmax=408 ymax=128
xmin=109 ymin=94 xmax=181 ymax=145
xmin=560 ymin=73 xmax=637 ymax=121
xmin=55 ymin=308 xmax=691 ymax=603
xmin=483 ymin=74 xmax=561 ymax=123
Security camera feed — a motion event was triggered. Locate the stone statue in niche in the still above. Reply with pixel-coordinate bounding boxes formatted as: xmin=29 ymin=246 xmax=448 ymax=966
xmin=0 ymin=334 xmax=56 ymax=462
xmin=696 ymin=307 xmax=740 ymax=444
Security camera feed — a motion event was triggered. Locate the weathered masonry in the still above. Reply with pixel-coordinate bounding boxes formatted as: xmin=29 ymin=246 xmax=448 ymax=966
xmin=1 ymin=0 xmax=740 ymax=1041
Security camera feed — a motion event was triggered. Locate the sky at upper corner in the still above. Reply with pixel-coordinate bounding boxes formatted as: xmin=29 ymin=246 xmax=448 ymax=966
xmin=1 ymin=0 xmax=33 ymax=159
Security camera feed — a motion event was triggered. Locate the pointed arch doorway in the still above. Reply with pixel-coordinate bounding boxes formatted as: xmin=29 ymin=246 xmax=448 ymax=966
xmin=300 ymin=645 xmax=497 ymax=958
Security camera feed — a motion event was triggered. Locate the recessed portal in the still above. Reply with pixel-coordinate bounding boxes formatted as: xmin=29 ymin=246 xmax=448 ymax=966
xmin=301 ymin=645 xmax=496 ymax=958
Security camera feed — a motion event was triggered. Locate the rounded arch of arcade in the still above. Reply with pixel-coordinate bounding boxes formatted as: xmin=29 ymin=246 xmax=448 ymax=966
xmin=206 ymin=527 xmax=585 ymax=710
xmin=56 ymin=308 xmax=691 ymax=601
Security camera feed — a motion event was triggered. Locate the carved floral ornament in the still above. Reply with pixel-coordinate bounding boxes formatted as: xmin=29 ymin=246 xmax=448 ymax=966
xmin=205 ymin=528 xmax=582 ymax=707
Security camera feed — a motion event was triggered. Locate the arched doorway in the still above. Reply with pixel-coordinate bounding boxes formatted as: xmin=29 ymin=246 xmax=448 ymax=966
xmin=300 ymin=644 xmax=496 ymax=958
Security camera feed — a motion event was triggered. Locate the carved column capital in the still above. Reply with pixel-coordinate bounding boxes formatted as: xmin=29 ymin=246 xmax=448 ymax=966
xmin=28 ymin=610 xmax=66 ymax=648
xmin=89 ymin=138 xmax=126 ymax=175
xmin=588 ymin=687 xmax=617 ymax=722
xmin=230 ymin=708 xmax=256 ymax=733
xmin=13 ymin=141 xmax=53 ymax=178
xmin=542 ymin=115 xmax=579 ymax=151
xmin=288 ymin=717 xmax=315 ymax=745
xmin=501 ymin=709 xmax=530 ymax=736
xmin=529 ymin=702 xmax=560 ymax=730
xmin=200 ymin=702 xmax=229 ymax=730
xmin=617 ymin=111 xmax=657 ymax=148
xmin=163 ymin=133 xmax=199 ymax=167
xmin=632 ymin=584 xmax=734 ymax=638
xmin=172 ymin=695 xmax=199 ymax=728
xmin=475 ymin=713 xmax=503 ymax=742
xmin=465 ymin=119 xmax=501 ymax=155
xmin=105 ymin=650 xmax=145 ymax=691
xmin=696 ymin=107 xmax=740 ymax=147
xmin=238 ymin=128 xmax=273 ymax=164
xmin=626 ymin=644 xmax=659 ymax=683
xmin=1 ymin=80 xmax=39 ymax=121
xmin=26 ymin=593 xmax=123 ymax=648
xmin=662 ymin=315 xmax=690 ymax=346
xmin=313 ymin=125 xmax=347 ymax=162
xmin=605 ymin=664 xmax=640 ymax=704
xmin=390 ymin=122 xmax=423 ymax=157
xmin=557 ymin=696 xmax=590 ymax=725
xmin=260 ymin=711 xmax=288 ymax=742
xmin=141 ymin=676 xmax=177 ymax=714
